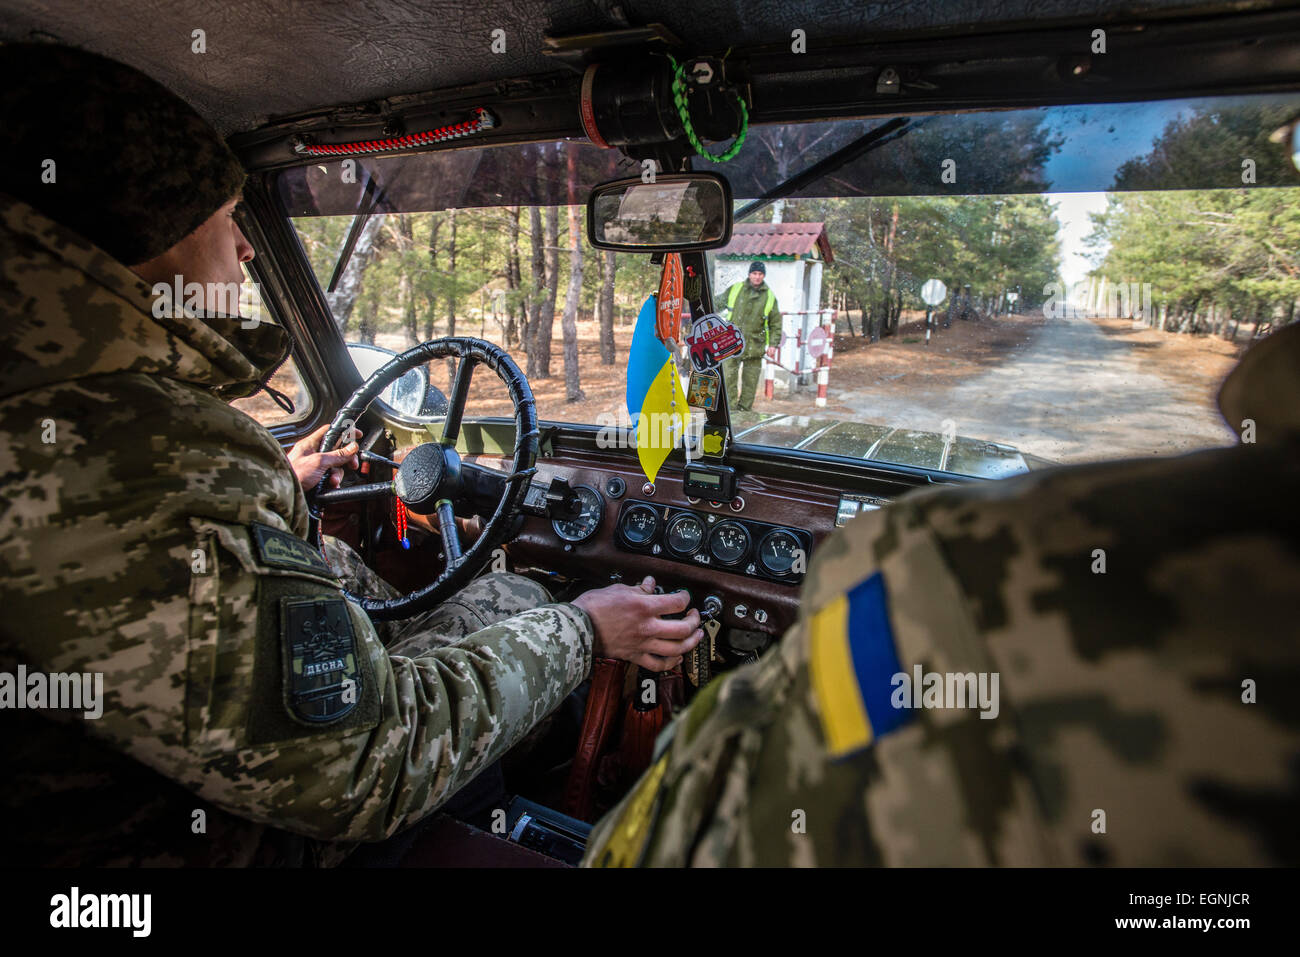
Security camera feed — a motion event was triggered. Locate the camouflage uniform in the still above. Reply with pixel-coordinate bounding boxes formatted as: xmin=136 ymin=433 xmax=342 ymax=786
xmin=720 ymin=279 xmax=780 ymax=412
xmin=321 ymin=534 xmax=550 ymax=655
xmin=585 ymin=321 xmax=1300 ymax=867
xmin=0 ymin=194 xmax=595 ymax=866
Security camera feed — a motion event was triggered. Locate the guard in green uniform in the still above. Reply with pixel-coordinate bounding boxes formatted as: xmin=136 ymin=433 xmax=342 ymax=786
xmin=720 ymin=262 xmax=780 ymax=412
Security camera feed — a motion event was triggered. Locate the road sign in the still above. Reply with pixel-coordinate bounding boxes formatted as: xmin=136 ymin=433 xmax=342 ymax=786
xmin=806 ymin=324 xmax=829 ymax=359
xmin=921 ymin=278 xmax=947 ymax=306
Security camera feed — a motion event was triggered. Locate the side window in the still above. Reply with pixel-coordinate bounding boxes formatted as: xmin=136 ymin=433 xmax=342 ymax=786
xmin=229 ymin=264 xmax=315 ymax=427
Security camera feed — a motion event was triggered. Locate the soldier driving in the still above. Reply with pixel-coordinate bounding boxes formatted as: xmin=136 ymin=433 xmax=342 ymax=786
xmin=0 ymin=43 xmax=704 ymax=866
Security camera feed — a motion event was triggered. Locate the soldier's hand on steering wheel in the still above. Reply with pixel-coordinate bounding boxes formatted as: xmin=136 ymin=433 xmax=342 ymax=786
xmin=288 ymin=423 xmax=361 ymax=492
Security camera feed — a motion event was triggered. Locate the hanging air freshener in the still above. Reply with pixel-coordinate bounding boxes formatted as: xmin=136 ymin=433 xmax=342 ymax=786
xmin=656 ymin=253 xmax=684 ymax=347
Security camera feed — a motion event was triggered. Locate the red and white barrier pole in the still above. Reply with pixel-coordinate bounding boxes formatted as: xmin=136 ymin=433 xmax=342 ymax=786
xmin=816 ymin=309 xmax=835 ymax=408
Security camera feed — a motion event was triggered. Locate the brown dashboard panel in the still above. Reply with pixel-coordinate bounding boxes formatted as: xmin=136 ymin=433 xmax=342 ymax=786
xmin=466 ymin=446 xmax=847 ymax=638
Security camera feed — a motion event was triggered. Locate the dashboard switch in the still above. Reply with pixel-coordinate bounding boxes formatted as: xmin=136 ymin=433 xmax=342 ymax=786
xmin=753 ymin=608 xmax=768 ymax=624
xmin=734 ymin=603 xmax=748 ymax=619
xmin=701 ymin=595 xmax=723 ymax=621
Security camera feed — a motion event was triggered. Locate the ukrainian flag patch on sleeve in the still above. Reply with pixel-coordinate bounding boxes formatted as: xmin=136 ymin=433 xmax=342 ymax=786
xmin=808 ymin=571 xmax=911 ymax=758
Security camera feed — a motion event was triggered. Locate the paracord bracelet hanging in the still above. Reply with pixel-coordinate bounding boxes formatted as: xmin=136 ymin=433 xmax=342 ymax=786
xmin=666 ymin=54 xmax=749 ymax=163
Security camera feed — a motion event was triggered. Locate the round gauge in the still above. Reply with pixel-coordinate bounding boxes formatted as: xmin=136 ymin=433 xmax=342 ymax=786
xmin=551 ymin=485 xmax=604 ymax=543
xmin=665 ymin=513 xmax=705 ymax=556
xmin=708 ymin=521 xmax=751 ymax=566
xmin=620 ymin=504 xmax=660 ymax=546
xmin=758 ymin=529 xmax=802 ymax=576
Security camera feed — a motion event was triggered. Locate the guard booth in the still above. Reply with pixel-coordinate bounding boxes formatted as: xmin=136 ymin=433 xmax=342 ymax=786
xmin=712 ymin=222 xmax=836 ymax=405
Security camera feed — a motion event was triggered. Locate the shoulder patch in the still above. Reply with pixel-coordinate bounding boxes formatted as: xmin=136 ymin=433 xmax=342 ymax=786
xmin=280 ymin=596 xmax=362 ymax=724
xmin=589 ymin=754 xmax=670 ymax=868
xmin=808 ymin=571 xmax=911 ymax=758
xmin=251 ymin=522 xmax=333 ymax=576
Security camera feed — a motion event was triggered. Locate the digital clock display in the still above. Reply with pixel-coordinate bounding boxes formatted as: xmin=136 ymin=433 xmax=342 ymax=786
xmin=682 ymin=464 xmax=736 ymax=499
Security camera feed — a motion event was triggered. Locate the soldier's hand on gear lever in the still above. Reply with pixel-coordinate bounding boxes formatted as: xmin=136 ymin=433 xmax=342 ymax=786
xmin=571 ymin=575 xmax=703 ymax=672
xmin=288 ymin=423 xmax=361 ymax=492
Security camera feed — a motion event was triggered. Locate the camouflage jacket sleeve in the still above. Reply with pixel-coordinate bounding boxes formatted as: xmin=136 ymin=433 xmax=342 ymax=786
xmin=160 ymin=518 xmax=595 ymax=843
xmin=585 ymin=444 xmax=1300 ymax=866
xmin=4 ymin=375 xmax=594 ymax=844
xmin=582 ymin=495 xmax=1028 ymax=866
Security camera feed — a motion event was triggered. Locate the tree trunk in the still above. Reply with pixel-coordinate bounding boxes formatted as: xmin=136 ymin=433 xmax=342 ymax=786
xmin=423 ymin=213 xmax=443 ymax=340
xmin=526 ymin=205 xmax=545 ymax=376
xmin=879 ymin=204 xmax=899 ymax=337
xmin=398 ymin=217 xmax=418 ymax=347
xmin=561 ymin=156 xmax=586 ymax=401
xmin=505 ymin=206 xmax=521 ymax=348
xmin=598 ymin=248 xmax=617 ymax=364
xmin=357 ymin=287 xmax=379 ymax=345
xmin=534 ymin=205 xmax=560 ymax=378
xmin=445 ymin=209 xmax=458 ymax=388
xmin=325 ymin=213 xmax=385 ymax=335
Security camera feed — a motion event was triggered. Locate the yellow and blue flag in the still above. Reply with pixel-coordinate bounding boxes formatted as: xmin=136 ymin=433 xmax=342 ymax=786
xmin=808 ymin=571 xmax=911 ymax=758
xmin=626 ymin=294 xmax=685 ymax=485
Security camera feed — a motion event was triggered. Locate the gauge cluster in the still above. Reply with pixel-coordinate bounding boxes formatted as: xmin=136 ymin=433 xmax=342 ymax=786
xmin=614 ymin=500 xmax=811 ymax=584
xmin=550 ymin=484 xmax=604 ymax=543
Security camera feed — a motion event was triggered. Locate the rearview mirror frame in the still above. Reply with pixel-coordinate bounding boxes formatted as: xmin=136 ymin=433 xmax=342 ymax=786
xmin=586 ymin=172 xmax=733 ymax=252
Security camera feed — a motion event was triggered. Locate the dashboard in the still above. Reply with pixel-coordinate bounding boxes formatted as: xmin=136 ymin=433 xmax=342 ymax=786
xmin=469 ymin=443 xmax=909 ymax=647
xmin=612 ymin=500 xmax=811 ymax=586
xmin=531 ymin=478 xmax=812 ymax=585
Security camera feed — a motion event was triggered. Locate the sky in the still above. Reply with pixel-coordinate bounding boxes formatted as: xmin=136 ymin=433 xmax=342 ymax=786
xmin=1053 ymin=191 xmax=1109 ymax=288
xmin=1040 ymin=99 xmax=1202 ymax=288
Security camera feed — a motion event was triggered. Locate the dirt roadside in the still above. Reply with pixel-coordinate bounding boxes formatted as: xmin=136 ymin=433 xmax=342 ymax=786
xmin=818 ymin=310 xmax=1247 ymax=462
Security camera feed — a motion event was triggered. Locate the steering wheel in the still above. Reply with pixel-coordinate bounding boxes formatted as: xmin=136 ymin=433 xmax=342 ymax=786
xmin=310 ymin=337 xmax=539 ymax=621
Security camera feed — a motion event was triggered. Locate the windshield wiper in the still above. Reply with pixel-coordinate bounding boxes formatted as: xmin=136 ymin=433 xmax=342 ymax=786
xmin=734 ymin=116 xmax=923 ymax=223
xmin=327 ymin=174 xmax=385 ymax=294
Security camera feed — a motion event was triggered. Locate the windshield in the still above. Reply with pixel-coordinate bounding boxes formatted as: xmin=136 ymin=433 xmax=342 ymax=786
xmin=278 ymin=92 xmax=1300 ymax=478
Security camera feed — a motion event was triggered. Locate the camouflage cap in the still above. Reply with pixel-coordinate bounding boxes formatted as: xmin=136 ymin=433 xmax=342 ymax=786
xmin=0 ymin=43 xmax=246 ymax=266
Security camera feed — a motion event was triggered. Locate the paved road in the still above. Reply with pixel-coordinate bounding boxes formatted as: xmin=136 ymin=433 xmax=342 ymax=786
xmin=836 ymin=314 xmax=1238 ymax=463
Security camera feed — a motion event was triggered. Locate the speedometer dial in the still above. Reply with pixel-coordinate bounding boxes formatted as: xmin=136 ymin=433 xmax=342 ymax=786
xmin=665 ymin=513 xmax=704 ymax=556
xmin=708 ymin=521 xmax=750 ymax=566
xmin=619 ymin=504 xmax=660 ymax=546
xmin=758 ymin=529 xmax=801 ymax=576
xmin=551 ymin=485 xmax=603 ymax=543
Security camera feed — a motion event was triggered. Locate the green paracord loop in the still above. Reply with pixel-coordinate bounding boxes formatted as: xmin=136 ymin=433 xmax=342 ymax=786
xmin=667 ymin=56 xmax=749 ymax=163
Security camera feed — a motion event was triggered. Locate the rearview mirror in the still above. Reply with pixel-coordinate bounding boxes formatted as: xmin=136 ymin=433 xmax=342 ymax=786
xmin=587 ymin=173 xmax=732 ymax=252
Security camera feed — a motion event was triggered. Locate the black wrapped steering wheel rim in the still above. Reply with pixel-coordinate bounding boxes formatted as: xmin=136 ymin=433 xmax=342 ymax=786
xmin=311 ymin=337 xmax=538 ymax=621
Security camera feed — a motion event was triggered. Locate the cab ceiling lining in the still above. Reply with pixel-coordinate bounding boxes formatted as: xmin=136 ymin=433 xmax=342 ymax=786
xmin=1 ymin=0 xmax=1288 ymax=138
